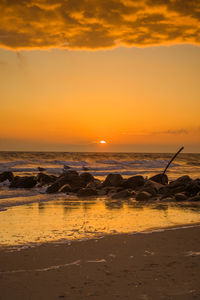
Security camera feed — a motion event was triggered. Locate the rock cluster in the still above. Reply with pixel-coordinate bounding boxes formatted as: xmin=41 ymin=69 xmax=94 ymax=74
xmin=0 ymin=170 xmax=199 ymax=202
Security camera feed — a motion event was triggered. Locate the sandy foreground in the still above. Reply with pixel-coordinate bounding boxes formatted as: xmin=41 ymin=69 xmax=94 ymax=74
xmin=1 ymin=226 xmax=200 ymax=300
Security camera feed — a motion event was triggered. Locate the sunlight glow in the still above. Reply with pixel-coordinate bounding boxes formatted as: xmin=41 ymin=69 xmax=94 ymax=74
xmin=100 ymin=140 xmax=106 ymax=144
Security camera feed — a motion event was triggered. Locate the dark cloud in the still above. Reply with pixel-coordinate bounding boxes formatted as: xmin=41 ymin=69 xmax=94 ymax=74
xmin=159 ymin=129 xmax=189 ymax=135
xmin=0 ymin=0 xmax=199 ymax=50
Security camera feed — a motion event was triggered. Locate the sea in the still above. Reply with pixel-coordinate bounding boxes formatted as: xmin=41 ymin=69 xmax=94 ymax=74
xmin=0 ymin=151 xmax=200 ymax=249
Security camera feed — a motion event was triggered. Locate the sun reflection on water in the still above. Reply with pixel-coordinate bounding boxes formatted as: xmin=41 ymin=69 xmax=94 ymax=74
xmin=0 ymin=198 xmax=200 ymax=247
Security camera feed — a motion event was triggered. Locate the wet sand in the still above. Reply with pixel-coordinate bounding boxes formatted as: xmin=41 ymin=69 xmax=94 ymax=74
xmin=1 ymin=226 xmax=200 ymax=300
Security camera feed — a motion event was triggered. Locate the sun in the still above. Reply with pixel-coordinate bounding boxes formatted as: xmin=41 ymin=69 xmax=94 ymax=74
xmin=100 ymin=140 xmax=106 ymax=144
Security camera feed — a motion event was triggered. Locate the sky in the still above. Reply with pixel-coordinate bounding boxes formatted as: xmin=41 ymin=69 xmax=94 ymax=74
xmin=0 ymin=0 xmax=200 ymax=152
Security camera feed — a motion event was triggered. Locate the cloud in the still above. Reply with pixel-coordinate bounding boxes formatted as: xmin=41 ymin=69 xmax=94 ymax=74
xmin=0 ymin=0 xmax=200 ymax=50
xmin=156 ymin=129 xmax=189 ymax=135
xmin=122 ymin=128 xmax=189 ymax=135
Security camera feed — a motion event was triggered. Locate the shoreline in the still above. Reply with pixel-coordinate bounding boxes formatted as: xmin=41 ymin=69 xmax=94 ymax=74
xmin=1 ymin=221 xmax=200 ymax=252
xmin=1 ymin=225 xmax=200 ymax=299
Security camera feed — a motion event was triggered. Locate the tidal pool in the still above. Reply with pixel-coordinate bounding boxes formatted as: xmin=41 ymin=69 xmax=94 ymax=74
xmin=0 ymin=197 xmax=200 ymax=248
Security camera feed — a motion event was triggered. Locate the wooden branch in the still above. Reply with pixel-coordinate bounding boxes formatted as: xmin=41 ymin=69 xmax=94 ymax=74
xmin=163 ymin=146 xmax=184 ymax=175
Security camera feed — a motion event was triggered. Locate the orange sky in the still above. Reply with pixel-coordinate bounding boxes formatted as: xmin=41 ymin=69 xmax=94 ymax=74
xmin=0 ymin=0 xmax=200 ymax=152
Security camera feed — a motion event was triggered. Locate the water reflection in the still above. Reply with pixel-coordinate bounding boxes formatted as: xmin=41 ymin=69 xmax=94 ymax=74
xmin=0 ymin=198 xmax=200 ymax=247
xmin=105 ymin=200 xmax=124 ymax=210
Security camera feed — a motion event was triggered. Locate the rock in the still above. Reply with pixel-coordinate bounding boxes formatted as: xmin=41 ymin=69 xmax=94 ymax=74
xmin=36 ymin=173 xmax=57 ymax=186
xmin=80 ymin=172 xmax=95 ymax=185
xmin=77 ymin=188 xmax=98 ymax=197
xmin=38 ymin=167 xmax=46 ymax=172
xmin=0 ymin=171 xmax=14 ymax=182
xmin=160 ymin=196 xmax=176 ymax=202
xmin=142 ymin=180 xmax=164 ymax=196
xmin=141 ymin=187 xmax=157 ymax=197
xmin=169 ymin=185 xmax=187 ymax=194
xmin=47 ymin=171 xmax=84 ymax=193
xmin=175 ymin=193 xmax=187 ymax=201
xmin=59 ymin=170 xmax=79 ymax=177
xmin=102 ymin=174 xmax=123 ymax=187
xmin=131 ymin=191 xmax=136 ymax=197
xmin=46 ymin=182 xmax=61 ymax=193
xmin=135 ymin=191 xmax=152 ymax=201
xmin=122 ymin=175 xmax=145 ymax=189
xmin=159 ymin=177 xmax=199 ymax=198
xmin=82 ymin=166 xmax=89 ymax=171
xmin=149 ymin=174 xmax=168 ymax=185
xmin=10 ymin=176 xmax=37 ymax=188
xmin=58 ymin=184 xmax=72 ymax=193
xmin=86 ymin=179 xmax=102 ymax=189
xmin=111 ymin=190 xmax=131 ymax=199
xmin=144 ymin=180 xmax=164 ymax=191
xmin=169 ymin=175 xmax=192 ymax=188
xmin=98 ymin=187 xmax=109 ymax=196
xmin=63 ymin=165 xmax=71 ymax=171
xmin=159 ymin=182 xmax=187 ymax=197
xmin=188 ymin=195 xmax=200 ymax=201
xmin=185 ymin=180 xmax=200 ymax=197
xmin=158 ymin=186 xmax=171 ymax=195
xmin=107 ymin=187 xmax=123 ymax=196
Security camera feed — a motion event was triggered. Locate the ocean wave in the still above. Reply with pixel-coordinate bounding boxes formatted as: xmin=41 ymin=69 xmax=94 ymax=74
xmin=0 ymin=158 xmax=180 ymax=177
xmin=0 ymin=193 xmax=66 ymax=210
xmin=96 ymin=159 xmax=179 ymax=168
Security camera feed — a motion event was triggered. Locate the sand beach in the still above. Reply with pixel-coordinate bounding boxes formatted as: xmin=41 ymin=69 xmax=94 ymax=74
xmin=1 ymin=225 xmax=200 ymax=299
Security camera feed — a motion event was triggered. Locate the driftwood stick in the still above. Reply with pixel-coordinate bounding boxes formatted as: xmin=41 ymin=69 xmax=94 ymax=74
xmin=163 ymin=146 xmax=184 ymax=175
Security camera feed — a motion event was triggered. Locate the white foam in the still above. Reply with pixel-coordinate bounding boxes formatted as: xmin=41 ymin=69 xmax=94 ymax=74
xmin=185 ymin=251 xmax=200 ymax=256
xmin=87 ymin=259 xmax=106 ymax=263
xmin=0 ymin=260 xmax=81 ymax=274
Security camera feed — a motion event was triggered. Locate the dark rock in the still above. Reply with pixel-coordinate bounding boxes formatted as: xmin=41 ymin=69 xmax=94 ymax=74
xmin=38 ymin=167 xmax=46 ymax=172
xmin=102 ymin=174 xmax=123 ymax=187
xmin=0 ymin=171 xmax=14 ymax=182
xmin=141 ymin=187 xmax=157 ymax=197
xmin=144 ymin=180 xmax=164 ymax=191
xmin=107 ymin=187 xmax=123 ymax=196
xmin=111 ymin=190 xmax=131 ymax=199
xmin=122 ymin=175 xmax=145 ymax=189
xmin=10 ymin=176 xmax=37 ymax=188
xmin=59 ymin=170 xmax=79 ymax=177
xmin=82 ymin=166 xmax=89 ymax=171
xmin=86 ymin=179 xmax=102 ymax=189
xmin=169 ymin=175 xmax=192 ymax=188
xmin=160 ymin=196 xmax=176 ymax=202
xmin=59 ymin=184 xmax=72 ymax=193
xmin=63 ymin=165 xmax=71 ymax=171
xmin=98 ymin=187 xmax=109 ymax=196
xmin=149 ymin=174 xmax=168 ymax=185
xmin=46 ymin=171 xmax=84 ymax=193
xmin=36 ymin=173 xmax=57 ymax=186
xmin=188 ymin=195 xmax=200 ymax=201
xmin=159 ymin=177 xmax=199 ymax=198
xmin=158 ymin=186 xmax=171 ymax=196
xmin=169 ymin=185 xmax=187 ymax=194
xmin=175 ymin=193 xmax=187 ymax=201
xmin=131 ymin=191 xmax=136 ymax=197
xmin=136 ymin=191 xmax=152 ymax=201
xmin=80 ymin=172 xmax=95 ymax=185
xmin=46 ymin=182 xmax=61 ymax=193
xmin=185 ymin=180 xmax=200 ymax=197
xmin=77 ymin=188 xmax=98 ymax=197
xmin=159 ymin=181 xmax=187 ymax=197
